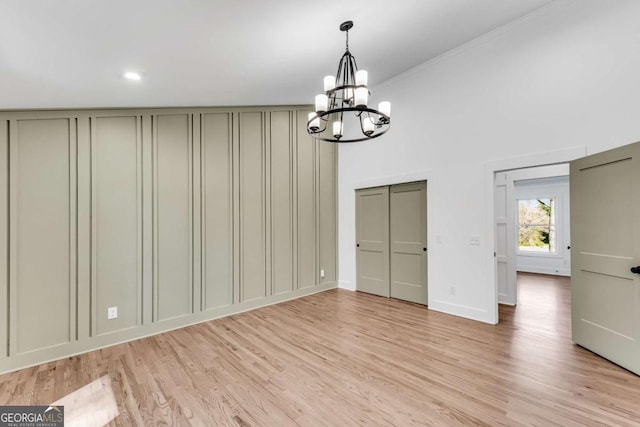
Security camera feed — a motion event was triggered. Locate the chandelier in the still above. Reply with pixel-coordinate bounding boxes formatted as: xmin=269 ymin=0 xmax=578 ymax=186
xmin=307 ymin=21 xmax=391 ymax=143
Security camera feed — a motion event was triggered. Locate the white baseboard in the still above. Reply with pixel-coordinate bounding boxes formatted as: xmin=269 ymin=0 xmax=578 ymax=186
xmin=430 ymin=299 xmax=493 ymax=324
xmin=517 ymin=267 xmax=570 ymax=276
xmin=338 ymin=280 xmax=355 ymax=291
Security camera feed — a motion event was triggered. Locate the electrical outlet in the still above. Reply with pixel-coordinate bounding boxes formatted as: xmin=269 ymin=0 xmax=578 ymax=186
xmin=320 ymin=269 xmax=325 ymax=279
xmin=107 ymin=306 xmax=118 ymax=320
xmin=449 ymin=286 xmax=456 ymax=296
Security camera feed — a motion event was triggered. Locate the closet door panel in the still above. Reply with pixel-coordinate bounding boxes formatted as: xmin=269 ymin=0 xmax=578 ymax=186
xmin=296 ymin=111 xmax=316 ymax=289
xmin=92 ymin=116 xmax=142 ymax=335
xmin=201 ymin=113 xmax=234 ymax=309
xmin=154 ymin=114 xmax=192 ymax=320
xmin=355 ymin=186 xmax=390 ymax=297
xmin=270 ymin=111 xmax=294 ymax=295
xmin=10 ymin=118 xmax=75 ymax=354
xmin=239 ymin=112 xmax=267 ymax=301
xmin=390 ymin=182 xmax=428 ymax=305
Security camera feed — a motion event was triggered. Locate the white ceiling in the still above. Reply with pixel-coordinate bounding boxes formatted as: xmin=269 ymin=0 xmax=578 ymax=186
xmin=0 ymin=0 xmax=553 ymax=109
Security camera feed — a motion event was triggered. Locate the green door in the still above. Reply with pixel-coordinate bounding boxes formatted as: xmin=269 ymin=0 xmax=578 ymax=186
xmin=571 ymin=141 xmax=640 ymax=374
xmin=356 ymin=186 xmax=390 ymax=297
xmin=390 ymin=182 xmax=428 ymax=305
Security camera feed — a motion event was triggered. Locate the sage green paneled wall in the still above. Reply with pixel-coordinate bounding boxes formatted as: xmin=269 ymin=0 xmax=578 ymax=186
xmin=0 ymin=120 xmax=8 ymax=362
xmin=319 ymin=140 xmax=338 ymax=285
xmin=12 ymin=118 xmax=75 ymax=355
xmin=0 ymin=106 xmax=338 ymax=374
xmin=296 ymin=111 xmax=317 ymax=289
xmin=201 ymin=112 xmax=234 ymax=310
xmin=92 ymin=115 xmax=142 ymax=336
xmin=270 ymin=111 xmax=295 ymax=296
xmin=155 ymin=113 xmax=193 ymax=321
xmin=239 ymin=112 xmax=267 ymax=302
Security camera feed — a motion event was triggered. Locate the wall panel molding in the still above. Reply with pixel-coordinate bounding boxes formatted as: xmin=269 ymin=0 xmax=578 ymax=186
xmin=0 ymin=120 xmax=8 ymax=360
xmin=0 ymin=105 xmax=337 ymax=375
xmin=319 ymin=140 xmax=338 ymax=285
xmin=77 ymin=115 xmax=91 ymax=340
xmin=9 ymin=118 xmax=76 ymax=355
xmin=296 ymin=110 xmax=317 ymax=289
xmin=153 ymin=113 xmax=194 ymax=321
xmin=201 ymin=112 xmax=234 ymax=310
xmin=91 ymin=114 xmax=143 ymax=337
xmin=238 ymin=111 xmax=267 ymax=302
xmin=270 ymin=110 xmax=295 ymax=296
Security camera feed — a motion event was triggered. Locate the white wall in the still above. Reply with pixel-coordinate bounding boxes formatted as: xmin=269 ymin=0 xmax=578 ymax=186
xmin=338 ymin=0 xmax=640 ymax=323
xmin=515 ymin=175 xmax=570 ymax=276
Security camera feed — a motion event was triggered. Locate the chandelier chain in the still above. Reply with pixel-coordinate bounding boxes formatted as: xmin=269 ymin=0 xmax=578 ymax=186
xmin=345 ymin=29 xmax=349 ymax=51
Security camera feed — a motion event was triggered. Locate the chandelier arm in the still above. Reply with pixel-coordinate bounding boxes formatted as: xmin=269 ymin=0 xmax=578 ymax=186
xmin=364 ymin=110 xmax=378 ymax=126
xmin=311 ymin=106 xmax=389 ymax=120
xmin=307 ymin=116 xmax=328 ymax=134
xmin=311 ymin=126 xmax=390 ymax=143
xmin=307 ymin=110 xmax=390 ymax=142
xmin=348 ymin=52 xmax=356 ymax=86
xmin=325 ymin=84 xmax=366 ymax=95
xmin=335 ymin=54 xmax=344 ymax=92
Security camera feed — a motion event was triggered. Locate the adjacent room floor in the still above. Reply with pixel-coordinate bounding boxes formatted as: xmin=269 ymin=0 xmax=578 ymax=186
xmin=1 ymin=273 xmax=639 ymax=426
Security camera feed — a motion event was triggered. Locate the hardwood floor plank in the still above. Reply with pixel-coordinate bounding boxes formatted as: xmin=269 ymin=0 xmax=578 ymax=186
xmin=1 ymin=273 xmax=640 ymax=425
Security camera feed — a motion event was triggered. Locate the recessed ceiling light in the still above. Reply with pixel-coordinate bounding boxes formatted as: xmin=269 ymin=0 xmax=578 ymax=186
xmin=124 ymin=71 xmax=142 ymax=81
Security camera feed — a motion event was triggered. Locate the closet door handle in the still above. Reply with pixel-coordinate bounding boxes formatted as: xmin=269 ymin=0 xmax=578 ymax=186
xmin=631 ymin=266 xmax=640 ymax=274
xmin=356 ymin=244 xmax=360 ymax=247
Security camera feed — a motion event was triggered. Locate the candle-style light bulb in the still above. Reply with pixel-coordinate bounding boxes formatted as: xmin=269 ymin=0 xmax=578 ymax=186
xmin=355 ymin=88 xmax=368 ymax=107
xmin=356 ymin=70 xmax=368 ymax=86
xmin=378 ymin=101 xmax=391 ymax=123
xmin=363 ymin=117 xmax=375 ymax=135
xmin=315 ymin=94 xmax=328 ymax=112
xmin=308 ymin=112 xmax=320 ymax=133
xmin=324 ymin=75 xmax=336 ymax=91
xmin=333 ymin=121 xmax=343 ymax=139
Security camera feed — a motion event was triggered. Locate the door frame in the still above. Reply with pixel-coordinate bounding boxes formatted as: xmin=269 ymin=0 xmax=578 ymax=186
xmin=349 ymin=170 xmax=432 ymax=305
xmin=484 ymin=146 xmax=586 ymax=324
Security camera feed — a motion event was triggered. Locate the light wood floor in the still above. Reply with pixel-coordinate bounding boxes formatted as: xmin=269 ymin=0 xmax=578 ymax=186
xmin=2 ymin=273 xmax=640 ymax=426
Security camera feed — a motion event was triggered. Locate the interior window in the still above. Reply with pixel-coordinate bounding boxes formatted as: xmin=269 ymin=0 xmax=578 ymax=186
xmin=517 ymin=198 xmax=555 ymax=253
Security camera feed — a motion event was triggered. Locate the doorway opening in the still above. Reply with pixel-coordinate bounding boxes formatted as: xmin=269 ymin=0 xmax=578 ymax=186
xmin=495 ymin=164 xmax=570 ymax=308
xmin=484 ymin=146 xmax=585 ymax=323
